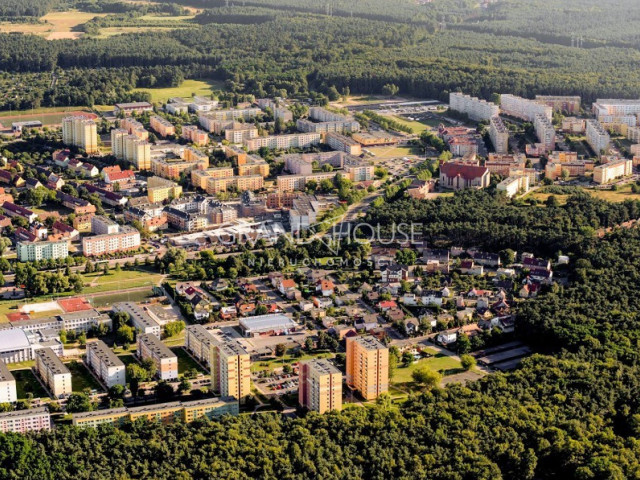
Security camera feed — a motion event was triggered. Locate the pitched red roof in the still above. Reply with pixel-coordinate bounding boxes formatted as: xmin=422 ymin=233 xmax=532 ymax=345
xmin=441 ymin=163 xmax=488 ymax=180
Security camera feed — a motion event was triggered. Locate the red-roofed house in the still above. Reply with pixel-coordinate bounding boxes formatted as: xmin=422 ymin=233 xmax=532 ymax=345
xmin=316 ymin=279 xmax=335 ymax=297
xmin=377 ymin=300 xmax=398 ymax=311
xmin=439 ymin=163 xmax=490 ymax=191
xmin=104 ymin=167 xmax=135 ymax=186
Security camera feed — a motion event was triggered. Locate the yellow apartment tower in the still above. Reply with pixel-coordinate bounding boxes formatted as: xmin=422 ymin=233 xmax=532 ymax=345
xmin=298 ymin=358 xmax=342 ymax=413
xmin=210 ymin=339 xmax=251 ymax=403
xmin=63 ymin=115 xmax=98 ymax=154
xmin=346 ymin=335 xmax=389 ymax=401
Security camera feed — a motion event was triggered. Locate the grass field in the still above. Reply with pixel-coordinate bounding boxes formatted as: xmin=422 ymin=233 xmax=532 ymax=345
xmin=13 ymin=369 xmax=48 ymax=400
xmin=251 ymin=352 xmax=335 ymax=373
xmin=391 ymin=350 xmax=463 ymax=386
xmin=133 ymin=79 xmax=224 ymax=103
xmin=0 ymin=11 xmax=108 ymax=39
xmin=67 ymin=361 xmax=103 ymax=392
xmin=368 ymin=145 xmax=422 ymax=159
xmin=385 ymin=115 xmax=432 ymax=134
xmin=585 ymin=184 xmax=640 ymax=203
xmin=66 ymin=361 xmax=103 ymax=392
xmin=96 ymin=26 xmax=191 ymax=38
xmin=173 ymin=347 xmax=207 ymax=375
xmin=80 ymin=269 xmax=165 ymax=295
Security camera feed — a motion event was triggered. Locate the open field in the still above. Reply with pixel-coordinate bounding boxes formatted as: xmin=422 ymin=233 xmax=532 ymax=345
xmin=367 ymin=145 xmax=421 ymax=159
xmin=121 ymin=0 xmax=203 ymax=14
xmin=133 ymin=79 xmax=224 ymax=103
xmin=140 ymin=14 xmax=196 ymax=22
xmin=391 ymin=350 xmax=463 ymax=386
xmin=0 ymin=11 xmax=108 ymax=40
xmin=585 ymin=184 xmax=640 ymax=203
xmin=13 ymin=369 xmax=48 ymax=400
xmin=385 ymin=115 xmax=432 ymax=133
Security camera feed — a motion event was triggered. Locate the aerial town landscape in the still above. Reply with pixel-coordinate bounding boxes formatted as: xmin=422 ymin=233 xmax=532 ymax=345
xmin=0 ymin=0 xmax=640 ymax=478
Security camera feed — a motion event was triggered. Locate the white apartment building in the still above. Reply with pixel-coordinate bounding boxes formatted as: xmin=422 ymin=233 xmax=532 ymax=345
xmin=489 ymin=116 xmax=509 ymax=154
xmin=62 ymin=115 xmax=98 ymax=154
xmin=586 ymin=119 xmax=611 ymax=155
xmin=592 ymin=99 xmax=640 ymax=126
xmin=244 ymin=133 xmax=321 ymax=151
xmin=534 ymin=113 xmax=556 ymax=151
xmin=497 ymin=175 xmax=530 ymax=198
xmin=0 ymin=361 xmax=17 ymax=403
xmin=113 ymin=302 xmax=161 ymax=337
xmin=449 ymin=92 xmax=499 ymax=121
xmin=16 ymin=240 xmax=69 ymax=262
xmin=500 ymin=94 xmax=552 ymax=122
xmin=91 ymin=215 xmax=120 ymax=235
xmin=35 ymin=348 xmax=72 ymax=398
xmin=86 ymin=340 xmax=126 ymax=388
xmin=593 ymin=158 xmax=632 ymax=184
xmin=225 ymin=126 xmax=259 ymax=143
xmin=82 ymin=226 xmax=141 ymax=257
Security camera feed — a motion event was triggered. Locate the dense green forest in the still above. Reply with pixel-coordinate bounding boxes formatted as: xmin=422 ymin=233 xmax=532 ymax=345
xmin=6 ymin=192 xmax=640 ymax=478
xmin=1 ymin=0 xmax=640 ymax=110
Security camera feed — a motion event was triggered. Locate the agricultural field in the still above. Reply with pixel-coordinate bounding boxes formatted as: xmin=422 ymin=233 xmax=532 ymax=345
xmin=133 ymin=79 xmax=225 ymax=104
xmin=0 ymin=11 xmax=108 ymax=40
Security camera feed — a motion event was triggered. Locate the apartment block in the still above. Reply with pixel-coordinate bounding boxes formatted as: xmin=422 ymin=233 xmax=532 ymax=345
xmin=225 ymin=126 xmax=259 ymax=143
xmin=86 ymin=340 xmax=126 ymax=388
xmin=72 ymin=397 xmax=238 ymax=428
xmin=82 ymin=225 xmax=141 ymax=257
xmin=210 ymin=339 xmax=251 ymax=403
xmin=120 ymin=118 xmax=149 ymax=140
xmin=147 ymin=176 xmax=183 ymax=203
xmin=137 ymin=334 xmax=178 ymax=381
xmin=593 ymin=158 xmax=632 ymax=184
xmin=497 ymin=175 xmax=530 ymax=198
xmin=91 ymin=215 xmax=119 ymax=235
xmin=244 ymin=133 xmax=321 ymax=151
xmin=151 ymin=148 xmax=209 ymax=180
xmin=561 ymin=117 xmax=586 ymax=134
xmin=0 ymin=407 xmax=51 ymax=433
xmin=0 ymin=361 xmax=17 ymax=403
xmin=298 ymin=358 xmax=342 ymax=414
xmin=535 ymin=95 xmax=581 ymax=114
xmin=114 ymin=102 xmax=153 ymax=116
xmin=545 ymin=161 xmax=595 ymax=180
xmin=346 ymin=335 xmax=389 ymax=401
xmin=489 ymin=116 xmax=509 ymax=154
xmin=62 ymin=115 xmax=98 ymax=154
xmin=586 ymin=119 xmax=611 ymax=155
xmin=185 ymin=325 xmax=215 ymax=368
xmin=449 ymin=92 xmax=499 ymax=121
xmin=113 ymin=302 xmax=161 ymax=337
xmin=16 ymin=240 xmax=69 ymax=262
xmin=204 ymin=175 xmax=264 ymax=195
xmin=344 ymin=158 xmax=375 ymax=182
xmin=325 ymin=132 xmax=362 ymax=155
xmin=236 ymin=156 xmax=270 ymax=177
xmin=35 ymin=347 xmax=72 ymax=398
xmin=112 ymin=128 xmax=152 ymax=171
xmin=277 ymin=172 xmax=336 ymax=193
xmin=593 ymin=99 xmax=640 ymax=126
xmin=150 ymin=116 xmax=176 ymax=137
xmin=199 ymin=108 xmax=262 ymax=128
xmin=284 ymin=151 xmax=345 ymax=175
xmin=192 ymin=167 xmax=234 ymax=190
xmin=500 ymin=94 xmax=552 ymax=122
xmin=296 ymin=118 xmax=360 ymax=135
xmin=182 ymin=125 xmax=209 ymax=146
xmin=534 ymin=113 xmax=556 ymax=152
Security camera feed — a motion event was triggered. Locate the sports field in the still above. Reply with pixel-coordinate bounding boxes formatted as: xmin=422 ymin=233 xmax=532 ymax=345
xmin=0 ymin=108 xmax=93 ymax=127
xmin=133 ymin=79 xmax=224 ymax=103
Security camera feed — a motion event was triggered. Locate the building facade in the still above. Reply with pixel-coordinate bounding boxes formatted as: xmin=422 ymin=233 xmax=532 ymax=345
xmin=346 ymin=335 xmax=389 ymax=401
xmin=86 ymin=340 xmax=126 ymax=388
xmin=137 ymin=334 xmax=178 ymax=381
xmin=298 ymin=358 xmax=342 ymax=413
xmin=35 ymin=347 xmax=72 ymax=398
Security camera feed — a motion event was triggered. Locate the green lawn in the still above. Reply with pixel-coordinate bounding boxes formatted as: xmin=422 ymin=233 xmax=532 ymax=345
xmin=387 ymin=115 xmax=432 ymax=133
xmin=133 ymin=79 xmax=225 ymax=104
xmin=67 ymin=361 xmax=103 ymax=393
xmin=368 ymin=145 xmax=421 ymax=159
xmin=172 ymin=347 xmax=208 ymax=375
xmin=163 ymin=329 xmax=186 ymax=347
xmin=13 ymin=369 xmax=48 ymax=400
xmin=392 ymin=350 xmax=462 ymax=385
